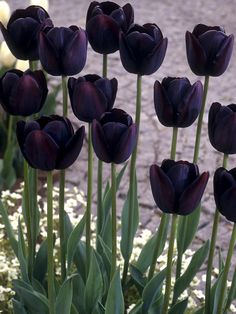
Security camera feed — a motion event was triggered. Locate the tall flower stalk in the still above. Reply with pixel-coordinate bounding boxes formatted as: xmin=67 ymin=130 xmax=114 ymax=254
xmin=111 ymin=162 xmax=117 ymax=279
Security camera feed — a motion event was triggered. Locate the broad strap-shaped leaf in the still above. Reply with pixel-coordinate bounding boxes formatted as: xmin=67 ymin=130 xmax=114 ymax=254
xmin=226 ymin=266 xmax=236 ymax=311
xmin=67 ymin=214 xmax=86 ymax=271
xmin=129 ymin=301 xmax=143 ymax=314
xmin=105 ymin=269 xmax=124 ymax=314
xmin=12 ymin=299 xmax=27 ymax=314
xmin=212 ymin=270 xmax=225 ymax=314
xmin=32 ymin=278 xmax=47 ymax=296
xmin=33 ymin=239 xmax=47 ymax=283
xmin=55 ymin=275 xmax=75 ymax=314
xmin=72 ymin=274 xmax=86 ymax=314
xmin=142 ymin=268 xmax=166 ymax=312
xmin=173 ymin=240 xmax=209 ymax=302
xmin=130 ymin=264 xmax=147 ymax=289
xmin=0 ymin=199 xmax=18 ymax=256
xmin=17 ymin=217 xmax=29 ymax=283
xmin=98 ymin=236 xmax=112 ymax=278
xmin=121 ymin=172 xmax=139 ymax=261
xmin=169 ymin=298 xmax=188 ymax=314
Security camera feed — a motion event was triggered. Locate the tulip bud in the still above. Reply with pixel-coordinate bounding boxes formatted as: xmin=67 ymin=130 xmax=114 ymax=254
xmin=86 ymin=1 xmax=134 ymax=54
xmin=16 ymin=115 xmax=85 ymax=171
xmin=214 ymin=167 xmax=236 ymax=222
xmin=0 ymin=41 xmax=16 ymax=68
xmin=186 ymin=24 xmax=234 ymax=77
xmin=0 ymin=1 xmax=10 ymax=26
xmin=154 ymin=77 xmax=203 ymax=128
xmin=92 ymin=108 xmax=137 ymax=164
xmin=208 ymin=102 xmax=236 ymax=154
xmin=30 ymin=0 xmax=49 ymax=12
xmin=68 ymin=74 xmax=118 ymax=123
xmin=39 ymin=26 xmax=88 ymax=76
xmin=150 ymin=159 xmax=209 ymax=215
xmin=119 ymin=23 xmax=168 ymax=75
xmin=0 ymin=5 xmax=53 ymax=60
xmin=0 ymin=69 xmax=48 ymax=116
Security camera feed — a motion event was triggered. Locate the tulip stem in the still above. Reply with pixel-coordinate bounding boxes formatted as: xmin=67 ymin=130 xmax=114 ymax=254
xmin=59 ymin=75 xmax=68 ymax=281
xmin=111 ymin=163 xmax=117 ymax=280
xmin=122 ymin=74 xmax=142 ymax=286
xmin=86 ymin=123 xmax=93 ymax=277
xmin=47 ymin=171 xmax=55 ymax=314
xmin=217 ymin=223 xmax=236 ymax=314
xmin=103 ymin=54 xmax=107 ymax=77
xmin=162 ymin=214 xmax=178 ymax=314
xmin=205 ymin=153 xmax=228 ymax=313
xmin=193 ymin=75 xmax=209 ymax=163
xmin=170 ymin=127 xmax=178 ymax=160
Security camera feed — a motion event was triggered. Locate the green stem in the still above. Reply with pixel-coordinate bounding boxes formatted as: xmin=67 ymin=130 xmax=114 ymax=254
xmin=175 ymin=217 xmax=188 ymax=282
xmin=205 ymin=153 xmax=228 ymax=314
xmin=225 ymin=265 xmax=236 ymax=310
xmin=31 ymin=168 xmax=38 ymax=265
xmin=7 ymin=115 xmax=13 ymax=146
xmin=86 ymin=123 xmax=93 ymax=276
xmin=23 ymin=160 xmax=33 ymax=281
xmin=162 ymin=214 xmax=178 ymax=314
xmin=217 ymin=223 xmax=236 ymax=314
xmin=103 ymin=54 xmax=107 ymax=78
xmin=170 ymin=127 xmax=178 ymax=160
xmin=122 ymin=74 xmax=142 ymax=285
xmin=47 ymin=172 xmax=55 ymax=314
xmin=29 ymin=60 xmax=36 ymax=71
xmin=111 ymin=163 xmax=117 ymax=279
xmin=193 ymin=75 xmax=209 ymax=163
xmin=59 ymin=75 xmax=68 ymax=281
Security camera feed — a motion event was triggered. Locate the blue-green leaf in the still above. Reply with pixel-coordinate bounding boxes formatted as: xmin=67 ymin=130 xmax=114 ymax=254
xmin=226 ymin=266 xmax=236 ymax=311
xmin=33 ymin=239 xmax=47 ymax=283
xmin=12 ymin=299 xmax=27 ymax=314
xmin=130 ymin=264 xmax=147 ymax=288
xmin=56 ymin=275 xmax=75 ymax=314
xmin=17 ymin=217 xmax=29 ymax=282
xmin=105 ymin=269 xmax=124 ymax=314
xmin=169 ymin=298 xmax=188 ymax=314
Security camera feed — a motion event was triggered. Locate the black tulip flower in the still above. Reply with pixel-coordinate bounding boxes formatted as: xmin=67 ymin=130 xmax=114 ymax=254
xmin=0 ymin=69 xmax=48 ymax=116
xmin=86 ymin=1 xmax=134 ymax=54
xmin=0 ymin=5 xmax=53 ymax=60
xmin=68 ymin=74 xmax=118 ymax=123
xmin=16 ymin=115 xmax=85 ymax=171
xmin=186 ymin=24 xmax=234 ymax=76
xmin=154 ymin=77 xmax=203 ymax=127
xmin=214 ymin=167 xmax=236 ymax=223
xmin=92 ymin=108 xmax=137 ymax=164
xmin=208 ymin=102 xmax=236 ymax=154
xmin=150 ymin=160 xmax=209 ymax=215
xmin=39 ymin=26 xmax=88 ymax=76
xmin=119 ymin=23 xmax=168 ymax=75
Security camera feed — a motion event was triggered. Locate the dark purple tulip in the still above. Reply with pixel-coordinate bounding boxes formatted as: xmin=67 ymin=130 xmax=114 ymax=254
xmin=68 ymin=74 xmax=118 ymax=123
xmin=39 ymin=26 xmax=88 ymax=76
xmin=92 ymin=108 xmax=137 ymax=164
xmin=119 ymin=23 xmax=168 ymax=75
xmin=186 ymin=24 xmax=234 ymax=76
xmin=154 ymin=77 xmax=203 ymax=128
xmin=208 ymin=102 xmax=236 ymax=154
xmin=150 ymin=160 xmax=209 ymax=215
xmin=0 ymin=69 xmax=48 ymax=116
xmin=0 ymin=5 xmax=53 ymax=60
xmin=16 ymin=115 xmax=85 ymax=171
xmin=214 ymin=167 xmax=236 ymax=222
xmin=86 ymin=1 xmax=134 ymax=54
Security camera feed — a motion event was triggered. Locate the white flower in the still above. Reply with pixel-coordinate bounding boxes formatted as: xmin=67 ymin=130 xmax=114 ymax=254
xmin=0 ymin=41 xmax=16 ymax=68
xmin=15 ymin=59 xmax=29 ymax=71
xmin=0 ymin=1 xmax=10 ymax=26
xmin=30 ymin=0 xmax=49 ymax=11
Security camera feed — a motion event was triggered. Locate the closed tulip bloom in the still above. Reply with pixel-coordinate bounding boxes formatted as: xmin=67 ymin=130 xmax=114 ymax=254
xmin=92 ymin=108 xmax=137 ymax=164
xmin=154 ymin=77 xmax=203 ymax=127
xmin=150 ymin=160 xmax=209 ymax=215
xmin=16 ymin=115 xmax=85 ymax=171
xmin=119 ymin=23 xmax=168 ymax=75
xmin=208 ymin=102 xmax=236 ymax=154
xmin=186 ymin=24 xmax=234 ymax=76
xmin=0 ymin=69 xmax=48 ymax=116
xmin=86 ymin=1 xmax=134 ymax=54
xmin=214 ymin=167 xmax=236 ymax=223
xmin=39 ymin=26 xmax=87 ymax=76
xmin=0 ymin=5 xmax=53 ymax=60
xmin=68 ymin=74 xmax=118 ymax=123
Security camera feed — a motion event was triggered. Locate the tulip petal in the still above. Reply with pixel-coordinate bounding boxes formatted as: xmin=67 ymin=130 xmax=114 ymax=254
xmin=185 ymin=31 xmax=207 ymax=76
xmin=219 ymin=187 xmax=236 ymax=223
xmin=193 ymin=24 xmax=224 ymax=37
xmin=178 ymin=172 xmax=209 ymax=215
xmin=150 ymin=164 xmax=175 ymax=213
xmin=122 ymin=3 xmax=134 ymax=31
xmin=94 ymin=77 xmax=118 ymax=110
xmin=119 ymin=31 xmax=139 ymax=74
xmin=24 ymin=130 xmax=58 ymax=171
xmin=161 ymin=159 xmax=176 ymax=173
xmin=57 ymin=126 xmax=85 ymax=169
xmin=92 ymin=120 xmax=111 ymax=163
xmin=113 ymin=124 xmax=137 ymax=164
xmin=86 ymin=1 xmax=99 ymax=24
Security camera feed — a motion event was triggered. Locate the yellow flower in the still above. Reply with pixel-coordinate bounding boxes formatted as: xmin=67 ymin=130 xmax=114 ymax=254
xmin=30 ymin=0 xmax=49 ymax=11
xmin=0 ymin=41 xmax=16 ymax=67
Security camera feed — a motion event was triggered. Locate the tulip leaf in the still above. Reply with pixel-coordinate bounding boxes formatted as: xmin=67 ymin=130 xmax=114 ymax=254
xmin=17 ymin=217 xmax=29 ymax=283
xmin=105 ymin=269 xmax=124 ymax=314
xmin=130 ymin=264 xmax=147 ymax=288
xmin=142 ymin=267 xmax=166 ymax=312
xmin=1 ymin=139 xmax=16 ymax=189
xmin=194 ymin=308 xmax=204 ymax=314
xmin=135 ymin=214 xmax=169 ymax=273
xmin=226 ymin=266 xmax=236 ymax=311
xmin=173 ymin=240 xmax=209 ymax=301
xmin=97 ymin=236 xmax=111 ymax=277
xmin=55 ymin=275 xmax=75 ymax=314
xmin=32 ymin=278 xmax=46 ymax=296
xmin=12 ymin=299 xmax=27 ymax=314
xmin=85 ymin=251 xmax=103 ymax=313
xmin=148 ymin=294 xmax=164 ymax=314
xmin=177 ymin=205 xmax=201 ymax=255
xmin=0 ymin=199 xmax=18 ymax=256
xmin=129 ymin=301 xmax=143 ymax=314
xmin=72 ymin=274 xmax=86 ymax=314
xmin=211 ymin=270 xmax=225 ymax=314
xmin=67 ymin=214 xmax=86 ymax=271
xmin=33 ymin=239 xmax=48 ymax=283
xmin=169 ymin=298 xmax=188 ymax=314
xmin=120 ymin=172 xmax=139 ymax=261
